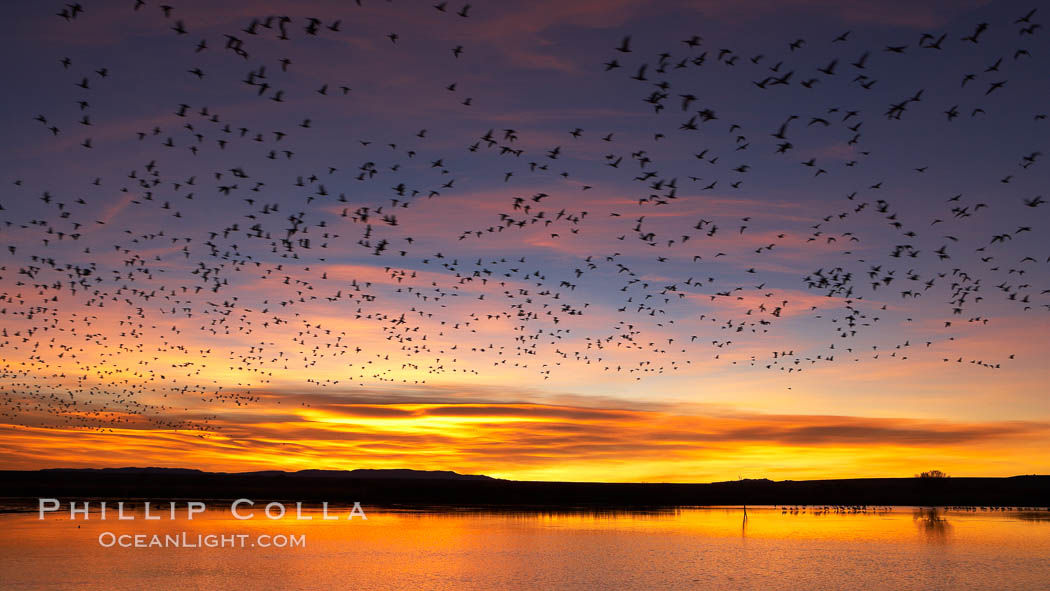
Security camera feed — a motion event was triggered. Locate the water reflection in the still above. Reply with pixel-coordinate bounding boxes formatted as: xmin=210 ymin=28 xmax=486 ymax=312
xmin=391 ymin=506 xmax=687 ymax=521
xmin=1015 ymin=511 xmax=1050 ymax=522
xmin=913 ymin=507 xmax=952 ymax=543
xmin=1 ymin=505 xmax=1048 ymax=590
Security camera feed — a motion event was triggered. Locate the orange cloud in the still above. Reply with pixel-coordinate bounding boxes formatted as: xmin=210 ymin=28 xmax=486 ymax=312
xmin=1 ymin=400 xmax=1045 ymax=482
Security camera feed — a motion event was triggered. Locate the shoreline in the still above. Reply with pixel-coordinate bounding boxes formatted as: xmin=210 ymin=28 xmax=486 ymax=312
xmin=3 ymin=470 xmax=1048 ymax=509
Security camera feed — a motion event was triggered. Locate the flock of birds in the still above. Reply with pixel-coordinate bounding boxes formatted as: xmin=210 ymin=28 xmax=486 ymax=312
xmin=778 ymin=505 xmax=1044 ymax=514
xmin=0 ymin=1 xmax=1046 ymax=437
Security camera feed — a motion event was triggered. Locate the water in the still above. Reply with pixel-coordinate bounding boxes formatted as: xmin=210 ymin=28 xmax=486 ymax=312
xmin=1 ymin=505 xmax=1048 ymax=590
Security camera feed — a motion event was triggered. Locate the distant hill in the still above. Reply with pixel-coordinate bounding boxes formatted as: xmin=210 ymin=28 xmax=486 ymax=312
xmin=41 ymin=467 xmax=206 ymax=475
xmin=39 ymin=467 xmax=493 ymax=480
xmin=6 ymin=470 xmax=1048 ymax=508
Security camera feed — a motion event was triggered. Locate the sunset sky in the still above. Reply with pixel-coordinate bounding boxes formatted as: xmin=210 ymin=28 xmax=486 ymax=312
xmin=0 ymin=0 xmax=1047 ymax=482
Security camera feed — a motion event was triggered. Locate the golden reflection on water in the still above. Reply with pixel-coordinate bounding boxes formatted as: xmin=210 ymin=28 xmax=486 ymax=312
xmin=1 ymin=505 xmax=1048 ymax=590
xmin=913 ymin=507 xmax=953 ymax=544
